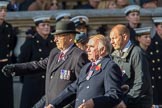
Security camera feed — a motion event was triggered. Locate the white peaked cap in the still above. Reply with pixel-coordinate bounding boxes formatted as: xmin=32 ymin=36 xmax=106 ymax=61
xmin=55 ymin=13 xmax=71 ymax=21
xmin=0 ymin=1 xmax=9 ymax=7
xmin=134 ymin=27 xmax=152 ymax=35
xmin=70 ymin=16 xmax=89 ymax=24
xmin=152 ymin=17 xmax=162 ymax=23
xmin=33 ymin=15 xmax=51 ymax=22
xmin=124 ymin=5 xmax=141 ymax=15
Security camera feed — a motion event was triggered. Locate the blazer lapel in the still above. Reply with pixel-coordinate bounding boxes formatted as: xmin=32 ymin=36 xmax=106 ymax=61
xmin=78 ymin=63 xmax=92 ymax=84
xmin=89 ymin=56 xmax=111 ymax=79
xmin=49 ymin=50 xmax=59 ymax=72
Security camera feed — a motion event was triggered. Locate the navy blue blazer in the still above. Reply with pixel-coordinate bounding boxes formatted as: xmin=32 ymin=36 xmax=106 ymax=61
xmin=50 ymin=55 xmax=123 ymax=108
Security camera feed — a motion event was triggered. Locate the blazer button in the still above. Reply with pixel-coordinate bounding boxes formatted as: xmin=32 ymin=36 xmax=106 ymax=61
xmin=7 ymin=44 xmax=10 ymax=48
xmin=152 ymin=85 xmax=154 ymax=88
xmin=150 ymin=52 xmax=153 ymax=55
xmin=152 ymin=76 xmax=154 ymax=80
xmin=152 ymin=68 xmax=155 ymax=71
xmin=82 ymin=99 xmax=85 ymax=103
xmin=156 ymin=50 xmax=159 ymax=53
xmin=157 ymin=59 xmax=160 ymax=62
xmin=86 ymin=86 xmax=89 ymax=89
xmin=158 ymin=76 xmax=161 ymax=79
xmin=152 ymin=60 xmax=155 ymax=63
xmin=8 ymin=34 xmax=10 ymax=38
xmin=6 ymin=54 xmax=9 ymax=57
xmin=50 ymin=75 xmax=53 ymax=79
xmin=155 ymin=41 xmax=158 ymax=45
xmin=38 ymin=49 xmax=42 ymax=52
xmin=41 ymin=75 xmax=45 ymax=79
xmin=157 ymin=67 xmax=161 ymax=71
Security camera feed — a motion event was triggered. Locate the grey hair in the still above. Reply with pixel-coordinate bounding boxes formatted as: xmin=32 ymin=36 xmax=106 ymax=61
xmin=89 ymin=34 xmax=110 ymax=54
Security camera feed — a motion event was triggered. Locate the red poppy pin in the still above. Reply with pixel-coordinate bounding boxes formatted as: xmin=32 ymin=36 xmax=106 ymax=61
xmin=95 ymin=63 xmax=101 ymax=71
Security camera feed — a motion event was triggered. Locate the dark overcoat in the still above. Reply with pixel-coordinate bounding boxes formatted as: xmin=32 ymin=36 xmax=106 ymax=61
xmin=0 ymin=21 xmax=17 ymax=108
xmin=18 ymin=33 xmax=56 ymax=108
xmin=13 ymin=45 xmax=89 ymax=108
xmin=147 ymin=33 xmax=162 ymax=105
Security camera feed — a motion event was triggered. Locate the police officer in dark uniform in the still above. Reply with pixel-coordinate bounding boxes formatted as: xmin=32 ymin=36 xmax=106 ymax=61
xmin=0 ymin=1 xmax=17 ymax=108
xmin=147 ymin=17 xmax=162 ymax=106
xmin=18 ymin=15 xmax=56 ymax=108
xmin=2 ymin=20 xmax=89 ymax=108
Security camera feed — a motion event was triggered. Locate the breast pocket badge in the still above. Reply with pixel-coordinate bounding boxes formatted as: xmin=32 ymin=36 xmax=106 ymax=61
xmin=60 ymin=69 xmax=71 ymax=80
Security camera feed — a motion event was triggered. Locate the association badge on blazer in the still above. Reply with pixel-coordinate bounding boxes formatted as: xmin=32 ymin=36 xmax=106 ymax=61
xmin=51 ymin=20 xmax=80 ymax=35
xmin=60 ymin=69 xmax=71 ymax=80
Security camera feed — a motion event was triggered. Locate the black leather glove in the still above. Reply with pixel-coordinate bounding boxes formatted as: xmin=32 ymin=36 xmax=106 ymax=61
xmin=2 ymin=64 xmax=15 ymax=77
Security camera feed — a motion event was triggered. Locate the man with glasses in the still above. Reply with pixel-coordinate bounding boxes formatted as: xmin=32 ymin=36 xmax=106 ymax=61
xmin=2 ymin=20 xmax=89 ymax=108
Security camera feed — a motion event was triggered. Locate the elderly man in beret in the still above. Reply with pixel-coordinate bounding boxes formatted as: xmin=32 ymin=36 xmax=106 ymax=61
xmin=2 ymin=20 xmax=89 ymax=108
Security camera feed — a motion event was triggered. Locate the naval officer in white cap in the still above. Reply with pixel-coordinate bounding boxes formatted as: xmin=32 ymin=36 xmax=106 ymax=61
xmin=147 ymin=17 xmax=162 ymax=107
xmin=55 ymin=12 xmax=71 ymax=22
xmin=18 ymin=15 xmax=56 ymax=108
xmin=124 ymin=5 xmax=142 ymax=44
xmin=134 ymin=27 xmax=152 ymax=51
xmin=70 ymin=15 xmax=89 ymax=34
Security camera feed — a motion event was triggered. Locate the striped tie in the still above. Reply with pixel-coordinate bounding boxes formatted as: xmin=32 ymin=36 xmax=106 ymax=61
xmin=86 ymin=63 xmax=96 ymax=80
xmin=58 ymin=52 xmax=64 ymax=62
